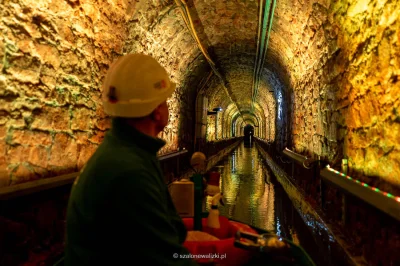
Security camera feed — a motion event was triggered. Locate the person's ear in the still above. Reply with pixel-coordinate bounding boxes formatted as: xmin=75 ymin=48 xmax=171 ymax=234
xmin=151 ymin=106 xmax=161 ymax=121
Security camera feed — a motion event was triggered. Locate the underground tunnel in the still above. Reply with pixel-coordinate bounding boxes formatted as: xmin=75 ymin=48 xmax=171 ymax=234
xmin=0 ymin=0 xmax=399 ymax=265
xmin=243 ymin=124 xmax=254 ymax=147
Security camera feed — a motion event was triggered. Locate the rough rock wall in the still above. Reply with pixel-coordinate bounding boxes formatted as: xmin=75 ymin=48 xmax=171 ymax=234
xmin=206 ymin=114 xmax=216 ymax=141
xmin=284 ymin=0 xmax=338 ymax=159
xmin=288 ymin=0 xmax=400 ymax=192
xmin=257 ymin=72 xmax=279 ymax=142
xmin=0 ymin=0 xmax=136 ymax=186
xmin=122 ymin=1 xmax=204 ymax=154
xmin=276 ymin=1 xmax=400 ymax=263
xmin=0 ymin=0 xmax=207 ymax=187
xmin=333 ymin=0 xmax=400 ymax=189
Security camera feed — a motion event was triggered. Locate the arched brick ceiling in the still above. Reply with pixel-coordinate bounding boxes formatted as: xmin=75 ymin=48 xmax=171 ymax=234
xmin=174 ymin=0 xmax=298 ymax=128
xmin=188 ymin=0 xmax=278 ymax=117
xmin=123 ymin=0 xmax=400 ymax=194
xmin=122 ymin=0 xmax=310 ymax=135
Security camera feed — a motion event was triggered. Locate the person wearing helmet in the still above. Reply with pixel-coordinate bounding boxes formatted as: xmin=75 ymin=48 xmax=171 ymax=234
xmin=64 ymin=53 xmax=198 ymax=266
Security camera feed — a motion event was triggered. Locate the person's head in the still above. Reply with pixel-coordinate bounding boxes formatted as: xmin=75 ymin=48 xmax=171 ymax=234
xmin=102 ymin=54 xmax=176 ymax=136
xmin=190 ymin=152 xmax=207 ymax=173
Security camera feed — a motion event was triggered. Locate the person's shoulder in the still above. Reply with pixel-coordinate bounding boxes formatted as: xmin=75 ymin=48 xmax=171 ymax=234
xmin=93 ymin=139 xmax=148 ymax=168
xmin=114 ymin=166 xmax=155 ymax=183
xmin=79 ymin=147 xmax=147 ymax=185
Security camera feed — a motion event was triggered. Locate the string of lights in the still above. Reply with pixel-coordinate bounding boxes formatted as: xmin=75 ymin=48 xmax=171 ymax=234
xmin=326 ymin=165 xmax=400 ymax=203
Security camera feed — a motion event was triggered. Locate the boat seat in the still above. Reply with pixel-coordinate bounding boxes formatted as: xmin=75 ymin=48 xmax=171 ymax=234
xmin=182 ymin=216 xmax=258 ymax=265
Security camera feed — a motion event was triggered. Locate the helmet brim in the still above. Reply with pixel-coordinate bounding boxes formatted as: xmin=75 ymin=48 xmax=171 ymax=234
xmin=103 ymin=82 xmax=177 ymax=118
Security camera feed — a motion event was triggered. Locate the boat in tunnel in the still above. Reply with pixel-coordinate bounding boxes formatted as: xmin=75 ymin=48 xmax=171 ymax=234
xmin=1 ymin=0 xmax=400 ymax=265
xmin=168 ymin=143 xmax=318 ymax=266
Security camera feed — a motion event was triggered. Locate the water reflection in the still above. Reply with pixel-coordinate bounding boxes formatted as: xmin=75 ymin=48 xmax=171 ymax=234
xmin=204 ymin=142 xmax=329 ymax=265
xmin=206 ymin=143 xmax=275 ymax=231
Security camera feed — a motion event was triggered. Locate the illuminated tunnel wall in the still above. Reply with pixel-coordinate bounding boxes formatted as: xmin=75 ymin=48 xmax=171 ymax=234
xmin=0 ymin=0 xmax=399 ymax=196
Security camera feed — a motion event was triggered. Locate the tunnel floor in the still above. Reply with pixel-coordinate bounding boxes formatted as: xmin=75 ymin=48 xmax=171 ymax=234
xmin=204 ymin=142 xmax=328 ymax=266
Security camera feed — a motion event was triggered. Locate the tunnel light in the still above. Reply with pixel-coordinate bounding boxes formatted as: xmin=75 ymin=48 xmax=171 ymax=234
xmin=326 ymin=165 xmax=400 ymax=203
xmin=208 ymin=107 xmax=223 ymax=115
xmin=277 ymin=90 xmax=283 ymax=120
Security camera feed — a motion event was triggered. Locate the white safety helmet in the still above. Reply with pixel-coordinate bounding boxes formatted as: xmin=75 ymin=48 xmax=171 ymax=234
xmin=102 ymin=53 xmax=176 ymax=117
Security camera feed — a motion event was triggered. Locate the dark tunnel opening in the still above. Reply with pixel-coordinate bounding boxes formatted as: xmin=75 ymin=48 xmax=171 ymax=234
xmin=243 ymin=124 xmax=254 ymax=148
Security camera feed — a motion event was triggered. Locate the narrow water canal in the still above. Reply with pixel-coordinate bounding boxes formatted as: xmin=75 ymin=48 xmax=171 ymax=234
xmin=205 ymin=142 xmax=327 ymax=266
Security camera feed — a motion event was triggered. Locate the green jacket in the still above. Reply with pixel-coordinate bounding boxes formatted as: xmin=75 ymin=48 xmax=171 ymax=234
xmin=65 ymin=118 xmax=198 ymax=266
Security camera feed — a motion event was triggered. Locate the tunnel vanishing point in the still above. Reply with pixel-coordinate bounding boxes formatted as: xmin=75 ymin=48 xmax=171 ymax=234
xmin=0 ymin=0 xmax=399 ymax=265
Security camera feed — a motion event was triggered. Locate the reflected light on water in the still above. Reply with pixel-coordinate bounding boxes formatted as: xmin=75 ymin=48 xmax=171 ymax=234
xmin=276 ymin=217 xmax=282 ymax=236
xmin=204 ymin=143 xmax=332 ymax=266
xmin=216 ymin=143 xmax=276 ymax=231
xmin=290 ymin=228 xmax=300 ymax=245
xmin=231 ymin=152 xmax=236 ymax=173
xmin=222 ymin=172 xmax=239 ymax=206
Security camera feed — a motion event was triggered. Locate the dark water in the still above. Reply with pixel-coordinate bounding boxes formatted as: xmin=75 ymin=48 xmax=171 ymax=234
xmin=205 ymin=143 xmax=326 ymax=266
